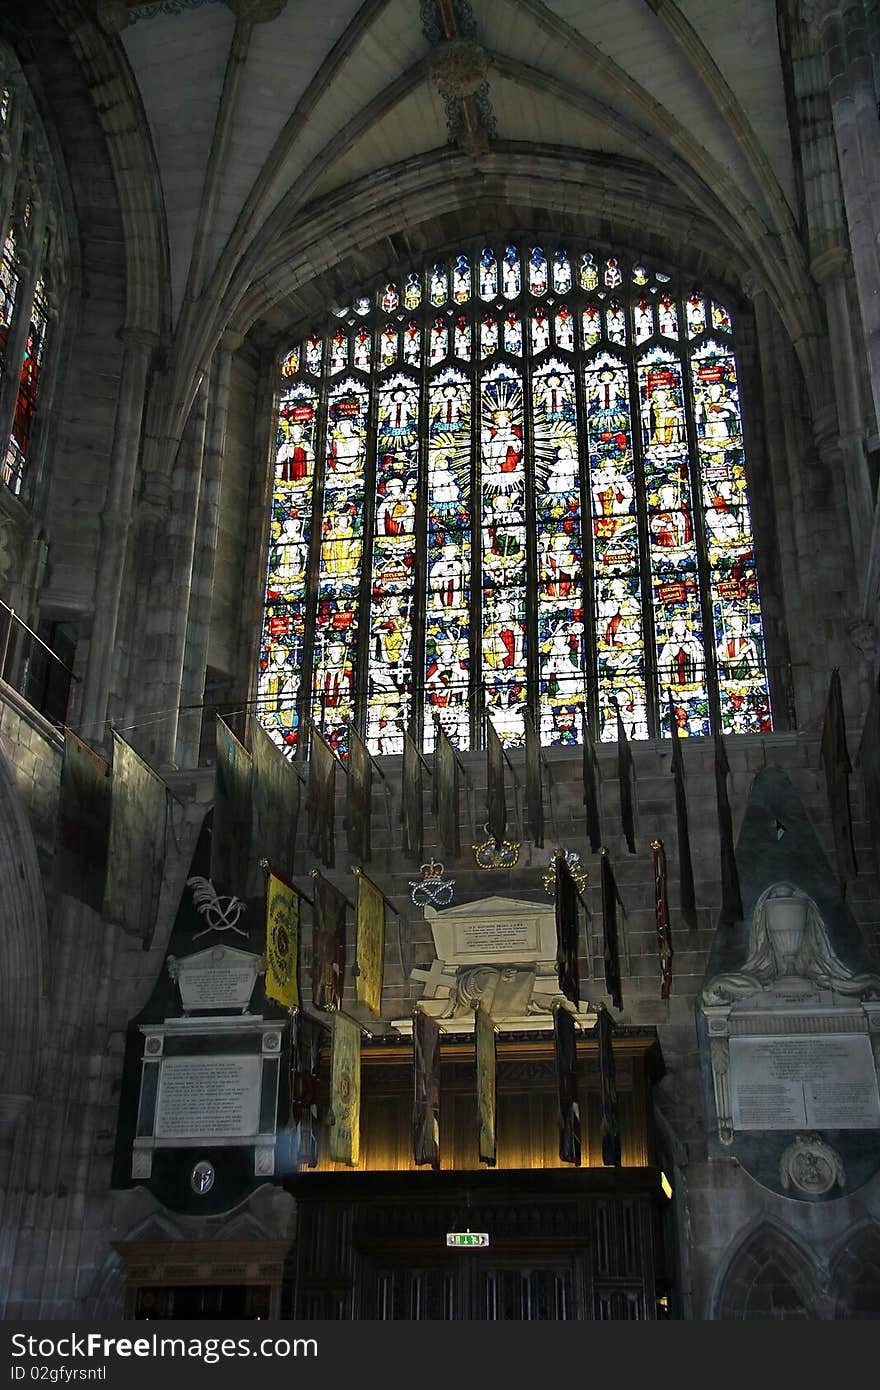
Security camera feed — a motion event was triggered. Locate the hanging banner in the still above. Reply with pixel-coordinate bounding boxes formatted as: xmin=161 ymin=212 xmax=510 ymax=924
xmin=667 ymin=689 xmax=697 ymax=931
xmin=615 ymin=703 xmax=637 ymax=854
xmin=597 ymin=1005 xmax=622 ymax=1167
xmin=714 ymin=727 xmax=743 ymax=925
xmin=311 ymin=871 xmax=347 ymax=1012
xmin=347 ymin=724 xmax=372 ymax=863
xmin=434 ymin=723 xmax=460 ymax=860
xmin=581 ymin=709 xmax=602 ymax=853
xmin=250 ymin=716 xmax=300 ymax=885
xmin=600 ymin=849 xmax=624 ymax=1011
xmin=402 ymin=730 xmax=424 ymax=860
xmin=524 ymin=708 xmax=544 ymax=848
xmin=329 ymin=1012 xmax=360 ymax=1166
xmin=211 ymin=717 xmax=253 ymax=897
xmin=354 ymin=867 xmax=385 ymax=1016
xmin=264 ymin=867 xmax=300 ymax=1010
xmin=104 ymin=730 xmax=167 ymax=943
xmin=486 ymin=716 xmax=506 ymax=846
xmin=821 ymin=668 xmax=858 ymax=889
xmin=307 ymin=723 xmax=337 ymax=869
xmin=475 ymin=1003 xmax=497 ymax=1167
xmin=651 ymin=838 xmax=674 ymax=999
xmin=554 ymin=849 xmax=581 ymax=1008
xmin=412 ymin=1007 xmax=441 ymax=1170
xmin=54 ymin=729 xmax=111 ymax=913
xmin=553 ymin=1004 xmax=581 ymax=1166
xmin=289 ymin=1012 xmax=321 ymax=1169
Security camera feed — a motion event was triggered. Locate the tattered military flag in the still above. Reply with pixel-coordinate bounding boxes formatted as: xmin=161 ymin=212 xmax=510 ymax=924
xmin=554 ymin=848 xmax=581 ymax=1008
xmin=553 ymin=1003 xmax=581 ymax=1166
xmin=288 ymin=1012 xmax=321 ymax=1169
xmin=486 ymin=715 xmax=507 ymax=847
xmin=347 ymin=724 xmax=372 ymax=863
xmin=103 ymin=730 xmax=167 ymax=943
xmin=821 ymin=668 xmax=858 ymax=888
xmin=859 ymin=672 xmax=880 ymax=864
xmin=600 ymin=849 xmax=624 ymax=1011
xmin=402 ymin=730 xmax=423 ymax=860
xmin=311 ymin=871 xmax=347 ymax=1011
xmin=714 ymin=727 xmax=743 ymax=925
xmin=524 ymin=708 xmax=544 ymax=848
xmin=329 ymin=1011 xmax=361 ymax=1165
xmin=434 ymin=722 xmax=460 ymax=860
xmin=264 ymin=867 xmax=300 ymax=1010
xmin=651 ymin=838 xmax=674 ymax=1000
xmin=475 ymin=1003 xmax=497 ymax=1167
xmin=354 ymin=867 xmax=385 ymax=1016
xmin=615 ymin=702 xmax=637 ymax=854
xmin=581 ymin=708 xmax=602 ymax=853
xmin=597 ymin=1004 xmax=621 ymax=1167
xmin=211 ymin=717 xmax=253 ymax=897
xmin=412 ymin=1007 xmax=441 ymax=1169
xmin=307 ymin=723 xmax=337 ymax=869
xmin=250 ymin=716 xmax=300 ymax=886
xmin=54 ymin=728 xmax=111 ymax=912
xmin=668 ymin=690 xmax=697 ymax=932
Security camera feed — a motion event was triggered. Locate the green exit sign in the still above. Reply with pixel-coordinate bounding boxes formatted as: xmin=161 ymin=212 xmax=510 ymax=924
xmin=446 ymin=1232 xmax=489 ymax=1248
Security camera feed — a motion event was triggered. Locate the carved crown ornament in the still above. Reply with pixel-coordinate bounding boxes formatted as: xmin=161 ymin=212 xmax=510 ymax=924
xmin=429 ymin=38 xmax=489 ymax=100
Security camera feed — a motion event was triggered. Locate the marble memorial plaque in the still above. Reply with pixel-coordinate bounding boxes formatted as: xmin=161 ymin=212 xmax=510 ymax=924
xmin=427 ymin=896 xmax=557 ymax=965
xmin=730 ymin=1034 xmax=880 ymax=1132
xmin=154 ymin=1055 xmax=263 ymax=1139
xmin=172 ymin=946 xmax=261 ymax=1012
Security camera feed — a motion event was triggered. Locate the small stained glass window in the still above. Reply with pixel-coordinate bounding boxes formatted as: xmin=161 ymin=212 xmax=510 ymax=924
xmin=552 ymin=249 xmax=572 ymax=295
xmin=380 ymin=326 xmax=397 ymax=369
xmin=503 ymin=311 xmax=522 ymax=356
xmin=381 ymin=283 xmax=399 ymax=314
xmin=606 ymin=299 xmax=626 ymax=346
xmin=502 ymin=245 xmax=521 ymax=299
xmin=431 ymin=317 xmax=448 ymax=364
xmin=430 ymin=262 xmax=448 ymax=307
xmin=579 ymin=253 xmax=598 ymax=291
xmin=686 ymin=293 xmax=706 ymax=337
xmin=305 ymin=333 xmax=323 ymax=375
xmin=280 ymin=346 xmax=300 ymax=378
xmin=481 ymin=315 xmax=498 ymax=359
xmin=632 ymin=264 xmax=649 ymax=286
xmin=330 ymin=331 xmax=348 ymax=375
xmin=354 ymin=295 xmax=371 ymax=316
xmin=712 ymin=301 xmax=733 ymax=334
xmin=582 ymin=302 xmax=601 ymax=348
xmin=479 ymin=247 xmax=498 ymax=301
xmin=633 ymin=296 xmax=653 ymax=345
xmin=604 ymin=257 xmax=622 ymax=288
xmin=454 ymin=314 xmax=471 ymax=361
xmin=404 ymin=272 xmax=421 ymax=311
xmin=529 ymin=246 xmax=548 ymax=297
xmin=403 ymin=321 xmax=421 ymax=367
xmin=453 ymin=255 xmax=471 ymax=305
xmin=658 ymin=293 xmax=678 ymax=338
xmin=531 ymin=306 xmax=550 ymax=353
xmin=554 ymin=304 xmax=574 ymax=351
xmin=353 ymin=327 xmax=371 ymax=372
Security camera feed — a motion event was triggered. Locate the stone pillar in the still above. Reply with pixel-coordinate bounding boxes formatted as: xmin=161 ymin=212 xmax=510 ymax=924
xmin=811 ymin=246 xmax=873 ymax=561
xmin=78 ymin=328 xmax=157 ymax=746
xmin=174 ymin=334 xmax=239 ymax=768
xmin=809 ymin=0 xmax=880 ymax=433
xmin=137 ymin=380 xmax=209 ymax=769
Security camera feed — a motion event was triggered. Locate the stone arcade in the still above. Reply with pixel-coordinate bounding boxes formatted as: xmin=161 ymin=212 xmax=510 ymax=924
xmin=1 ymin=0 xmax=880 ymax=1322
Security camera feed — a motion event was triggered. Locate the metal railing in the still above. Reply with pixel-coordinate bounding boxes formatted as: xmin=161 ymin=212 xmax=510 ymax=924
xmin=0 ymin=596 xmax=79 ymax=725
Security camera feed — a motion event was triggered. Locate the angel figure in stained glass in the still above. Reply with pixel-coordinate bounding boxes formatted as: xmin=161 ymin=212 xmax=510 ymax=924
xmin=546 ymin=442 xmax=579 ymax=495
xmin=483 ymin=407 xmax=523 ymax=483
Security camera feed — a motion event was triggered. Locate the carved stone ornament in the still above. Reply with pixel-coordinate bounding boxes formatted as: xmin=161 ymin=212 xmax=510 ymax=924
xmin=0 ymin=519 xmax=18 ymax=589
xmin=429 ymin=39 xmax=489 ymax=99
xmin=799 ymin=0 xmax=840 ymax=40
xmin=224 ymin=0 xmax=288 ymax=21
xmin=779 ymin=1134 xmax=845 ymax=1196
xmin=846 ymin=617 xmax=877 ymax=661
xmin=95 ymin=0 xmax=132 ymax=36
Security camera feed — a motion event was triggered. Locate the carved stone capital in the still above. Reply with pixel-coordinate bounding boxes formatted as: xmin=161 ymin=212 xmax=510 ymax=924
xmin=223 ymin=0 xmax=287 ymax=22
xmin=430 ymin=39 xmax=489 ymax=100
xmin=846 ymin=617 xmax=877 ymax=660
xmin=95 ymin=0 xmax=133 ymax=36
xmin=457 ymin=123 xmax=490 ymax=157
xmin=739 ymin=270 xmax=764 ymax=301
xmin=810 ymin=244 xmax=852 ymax=285
xmin=800 ymin=0 xmax=841 ymax=41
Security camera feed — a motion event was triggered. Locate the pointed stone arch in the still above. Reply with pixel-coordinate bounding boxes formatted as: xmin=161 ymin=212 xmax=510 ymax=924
xmin=712 ymin=1220 xmax=823 ymax=1320
xmin=829 ymin=1221 xmax=880 ymax=1318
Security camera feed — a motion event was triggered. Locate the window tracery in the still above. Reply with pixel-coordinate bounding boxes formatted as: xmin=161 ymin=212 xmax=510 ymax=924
xmin=258 ymin=242 xmax=772 ymax=758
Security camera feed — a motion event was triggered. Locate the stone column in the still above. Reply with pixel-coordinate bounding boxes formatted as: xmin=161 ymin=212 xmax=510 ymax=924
xmin=78 ymin=327 xmax=158 ymax=746
xmin=811 ymin=246 xmax=873 ymax=561
xmin=174 ymin=333 xmax=239 ymax=768
xmin=808 ymin=0 xmax=880 ymax=432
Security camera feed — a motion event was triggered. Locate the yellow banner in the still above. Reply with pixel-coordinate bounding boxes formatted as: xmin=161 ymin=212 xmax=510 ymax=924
xmin=264 ymin=869 xmax=300 ymax=1010
xmin=355 ymin=869 xmax=385 ymax=1016
xmin=329 ymin=1012 xmax=361 ymax=1166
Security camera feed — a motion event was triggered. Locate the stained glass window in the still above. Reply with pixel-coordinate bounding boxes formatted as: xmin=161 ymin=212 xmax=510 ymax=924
xmin=0 ymin=230 xmax=19 ymax=373
xmin=3 ymin=277 xmax=50 ymax=496
xmin=260 ymin=243 xmax=772 ymax=755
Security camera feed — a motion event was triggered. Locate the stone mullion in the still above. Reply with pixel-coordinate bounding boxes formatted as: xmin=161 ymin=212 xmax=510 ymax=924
xmin=679 ymin=316 xmax=723 ymax=733
xmin=298 ymin=340 xmax=331 ymax=761
xmin=571 ymin=315 xmax=600 ymax=740
xmin=353 ymin=320 xmax=381 ymax=741
xmin=411 ymin=321 xmax=430 ymax=749
xmin=522 ymin=303 xmax=540 ymax=741
xmin=626 ymin=314 xmax=660 ymax=741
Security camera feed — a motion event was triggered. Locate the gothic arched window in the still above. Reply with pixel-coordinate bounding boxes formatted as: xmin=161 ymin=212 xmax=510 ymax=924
xmin=258 ymin=243 xmax=772 ymax=758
